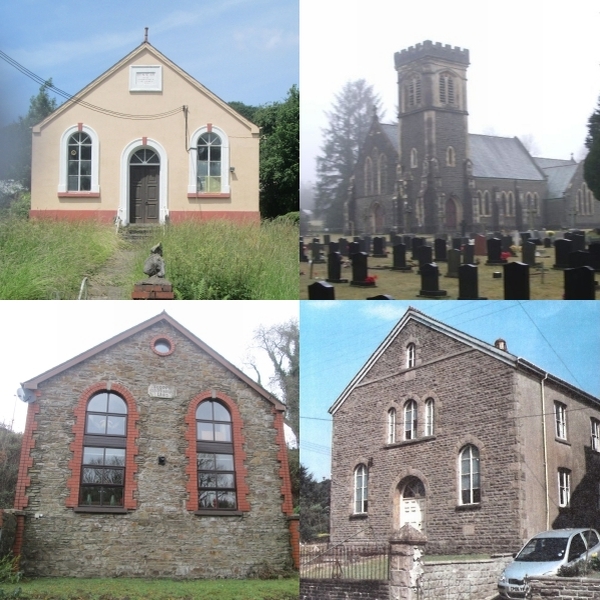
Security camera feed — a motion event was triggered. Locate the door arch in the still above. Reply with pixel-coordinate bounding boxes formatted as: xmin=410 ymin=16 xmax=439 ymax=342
xmin=399 ymin=476 xmax=426 ymax=532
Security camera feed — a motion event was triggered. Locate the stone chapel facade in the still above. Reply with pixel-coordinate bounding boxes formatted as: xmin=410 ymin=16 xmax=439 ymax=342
xmin=349 ymin=40 xmax=599 ymax=235
xmin=329 ymin=307 xmax=600 ymax=555
xmin=12 ymin=312 xmax=297 ymax=578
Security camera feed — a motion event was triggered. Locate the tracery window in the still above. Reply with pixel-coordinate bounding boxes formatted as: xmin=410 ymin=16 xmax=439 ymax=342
xmin=446 ymin=146 xmax=456 ymax=167
xmin=67 ymin=132 xmax=92 ymax=191
xmin=197 ymin=132 xmax=222 ymax=193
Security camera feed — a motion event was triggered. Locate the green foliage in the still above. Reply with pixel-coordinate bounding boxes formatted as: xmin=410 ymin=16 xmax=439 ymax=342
xmin=162 ymin=219 xmax=297 ymax=299
xmin=0 ymin=555 xmax=21 ymax=585
xmin=584 ymin=136 xmax=600 ymax=201
xmin=228 ymin=101 xmax=260 ymax=124
xmin=314 ymin=80 xmax=383 ymax=230
xmin=299 ymin=464 xmax=330 ymax=542
xmin=287 ymin=448 xmax=299 ymax=511
xmin=0 ymin=425 xmax=22 ymax=509
xmin=0 ymin=218 xmax=118 ymax=299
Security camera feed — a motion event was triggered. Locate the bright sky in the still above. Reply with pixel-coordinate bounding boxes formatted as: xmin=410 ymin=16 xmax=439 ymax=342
xmin=0 ymin=301 xmax=298 ymax=435
xmin=300 ymin=301 xmax=600 ymax=481
xmin=0 ymin=0 xmax=298 ymax=126
xmin=300 ymin=0 xmax=600 ymax=187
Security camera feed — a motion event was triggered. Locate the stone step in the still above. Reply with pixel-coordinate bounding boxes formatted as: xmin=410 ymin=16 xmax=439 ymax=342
xmin=120 ymin=224 xmax=160 ymax=242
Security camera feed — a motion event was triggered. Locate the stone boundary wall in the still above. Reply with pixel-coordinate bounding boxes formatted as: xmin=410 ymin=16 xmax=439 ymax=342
xmin=529 ymin=575 xmax=600 ymax=599
xmin=299 ymin=578 xmax=389 ymax=600
xmin=421 ymin=555 xmax=513 ymax=600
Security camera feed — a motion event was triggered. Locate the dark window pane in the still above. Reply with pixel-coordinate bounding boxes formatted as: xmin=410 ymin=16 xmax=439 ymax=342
xmin=216 ymin=473 xmax=235 ymax=488
xmin=197 ymin=147 xmax=208 ymax=161
xmin=198 ymin=453 xmax=216 ymax=469
xmin=217 ymin=492 xmax=236 ymax=509
xmin=211 ymin=147 xmax=221 ymax=162
xmin=102 ymin=469 xmax=124 ymax=485
xmin=105 ymin=448 xmax=125 ymax=466
xmin=80 ymin=145 xmax=92 ymax=160
xmin=68 ymin=161 xmax=79 ymax=176
xmin=103 ymin=487 xmax=124 ymax=506
xmin=209 ymin=162 xmax=221 ymax=176
xmin=199 ymin=491 xmax=216 ymax=508
xmin=82 ymin=467 xmax=102 ymax=484
xmin=198 ymin=473 xmax=217 ymax=487
xmin=197 ymin=160 xmax=208 ymax=175
xmin=80 ymin=486 xmax=102 ymax=506
xmin=80 ymin=161 xmax=91 ymax=176
xmin=473 ymin=488 xmax=481 ymax=503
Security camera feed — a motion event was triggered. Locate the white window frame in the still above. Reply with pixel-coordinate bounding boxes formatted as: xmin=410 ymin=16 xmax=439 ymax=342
xmin=58 ymin=125 xmax=100 ymax=194
xmin=406 ymin=343 xmax=416 ymax=369
xmin=188 ymin=125 xmax=230 ymax=194
xmin=388 ymin=408 xmax=396 ymax=444
xmin=558 ymin=469 xmax=570 ymax=507
xmin=592 ymin=418 xmax=600 ymax=452
xmin=554 ymin=401 xmax=567 ymax=440
xmin=354 ymin=464 xmax=368 ymax=514
xmin=425 ymin=399 xmax=435 ymax=436
xmin=459 ymin=445 xmax=480 ymax=505
xmin=404 ymin=400 xmax=417 ymax=441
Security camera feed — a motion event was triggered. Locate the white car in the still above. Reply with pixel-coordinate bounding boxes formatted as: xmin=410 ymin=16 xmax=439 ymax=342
xmin=497 ymin=528 xmax=600 ymax=599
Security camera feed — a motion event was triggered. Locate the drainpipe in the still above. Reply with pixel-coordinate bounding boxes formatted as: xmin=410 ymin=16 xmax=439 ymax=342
xmin=540 ymin=371 xmax=550 ymax=530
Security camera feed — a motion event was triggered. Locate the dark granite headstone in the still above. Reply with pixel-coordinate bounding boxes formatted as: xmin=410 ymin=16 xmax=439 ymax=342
xmin=308 ymin=281 xmax=335 ymax=300
xmin=543 ymin=237 xmax=552 ymax=249
xmin=311 ymin=238 xmax=325 ymax=263
xmin=417 ymin=245 xmax=433 ymax=272
xmin=338 ymin=238 xmax=349 ymax=257
xmin=350 ymin=253 xmax=375 ymax=287
xmin=522 ymin=241 xmax=537 ymax=267
xmin=486 ymin=238 xmax=506 ymax=265
xmin=568 ymin=251 xmax=591 ymax=269
xmin=571 ymin=233 xmax=586 ymax=252
xmin=503 ymin=261 xmax=530 ymax=300
xmin=367 ymin=294 xmax=395 ymax=300
xmin=328 ymin=241 xmax=340 ymax=254
xmin=348 ymin=241 xmax=361 ymax=256
xmin=372 ymin=237 xmax=386 ymax=257
xmin=589 ymin=242 xmax=600 ymax=271
xmin=446 ymin=249 xmax=461 ymax=278
xmin=564 ymin=266 xmax=596 ymax=300
xmin=392 ymin=243 xmax=412 ymax=271
xmin=326 ymin=252 xmax=348 ymax=283
xmin=418 ymin=263 xmax=447 ymax=297
xmin=300 ymin=238 xmax=308 ymax=262
xmin=411 ymin=237 xmax=425 ymax=260
xmin=458 ymin=264 xmax=486 ymax=300
xmin=434 ymin=238 xmax=447 ymax=262
xmin=323 ymin=234 xmax=331 ymax=245
xmin=553 ymin=239 xmax=572 ymax=269
xmin=452 ymin=237 xmax=462 ymax=250
xmin=520 ymin=232 xmax=531 ymax=246
xmin=462 ymin=244 xmax=475 ymax=265
xmin=474 ymin=234 xmax=487 ymax=256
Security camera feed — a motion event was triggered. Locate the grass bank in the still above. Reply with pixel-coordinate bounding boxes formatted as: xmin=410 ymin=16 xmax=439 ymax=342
xmin=0 ymin=577 xmax=299 ymax=600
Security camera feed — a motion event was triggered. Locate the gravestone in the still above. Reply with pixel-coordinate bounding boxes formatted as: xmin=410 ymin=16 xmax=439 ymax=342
xmin=323 ymin=234 xmax=330 ymax=245
xmin=564 ymin=266 xmax=596 ymax=300
xmin=328 ymin=241 xmax=340 ymax=254
xmin=462 ymin=243 xmax=475 ymax=265
xmin=501 ymin=236 xmax=513 ymax=254
xmin=434 ymin=238 xmax=447 ymax=262
xmin=348 ymin=241 xmax=361 ymax=256
xmin=411 ymin=237 xmax=425 ymax=260
xmin=367 ymin=294 xmax=395 ymax=300
xmin=392 ymin=243 xmax=413 ymax=271
xmin=326 ymin=252 xmax=348 ymax=283
xmin=418 ymin=263 xmax=447 ymax=297
xmin=571 ymin=233 xmax=586 ymax=252
xmin=474 ymin=234 xmax=487 ymax=256
xmin=552 ymin=239 xmax=572 ymax=269
xmin=338 ymin=238 xmax=349 ymax=257
xmin=372 ymin=237 xmax=386 ymax=257
xmin=520 ymin=231 xmax=531 ymax=246
xmin=350 ymin=252 xmax=376 ymax=287
xmin=308 ymin=281 xmax=335 ymax=300
xmin=589 ymin=242 xmax=600 ymax=271
xmin=445 ymin=249 xmax=461 ymax=278
xmin=458 ymin=264 xmax=487 ymax=300
xmin=522 ymin=241 xmax=537 ymax=267
xmin=543 ymin=237 xmax=552 ymax=249
xmin=452 ymin=237 xmax=462 ymax=250
xmin=503 ymin=261 xmax=530 ymax=300
xmin=568 ymin=251 xmax=591 ymax=269
xmin=417 ymin=245 xmax=433 ymax=272
xmin=299 ymin=239 xmax=308 ymax=262
xmin=311 ymin=238 xmax=325 ymax=263
xmin=486 ymin=238 xmax=506 ymax=265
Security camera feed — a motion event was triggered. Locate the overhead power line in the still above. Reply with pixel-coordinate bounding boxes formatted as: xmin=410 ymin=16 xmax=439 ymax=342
xmin=0 ymin=49 xmax=183 ymax=120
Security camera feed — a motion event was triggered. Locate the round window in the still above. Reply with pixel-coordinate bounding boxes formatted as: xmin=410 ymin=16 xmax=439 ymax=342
xmin=152 ymin=337 xmax=174 ymax=356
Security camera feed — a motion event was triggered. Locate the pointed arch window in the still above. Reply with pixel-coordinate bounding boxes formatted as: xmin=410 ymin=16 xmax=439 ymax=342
xmin=365 ymin=157 xmax=374 ymax=195
xmin=196 ymin=399 xmax=237 ymax=510
xmin=439 ymin=73 xmax=456 ymax=105
xmin=406 ymin=76 xmax=422 ymax=108
xmin=404 ymin=400 xmax=417 ymax=440
xmin=354 ymin=464 xmax=368 ymax=514
xmin=483 ymin=191 xmax=491 ymax=216
xmin=459 ymin=444 xmax=480 ymax=505
xmin=446 ymin=146 xmax=456 ymax=167
xmin=378 ymin=154 xmax=388 ymax=195
xmin=406 ymin=343 xmax=416 ymax=368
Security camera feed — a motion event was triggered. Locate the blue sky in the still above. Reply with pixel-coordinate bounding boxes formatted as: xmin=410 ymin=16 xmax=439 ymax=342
xmin=0 ymin=0 xmax=298 ymax=126
xmin=300 ymin=301 xmax=600 ymax=481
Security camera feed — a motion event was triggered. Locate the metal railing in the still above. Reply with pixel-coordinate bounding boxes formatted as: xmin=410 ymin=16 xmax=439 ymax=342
xmin=300 ymin=542 xmax=389 ymax=580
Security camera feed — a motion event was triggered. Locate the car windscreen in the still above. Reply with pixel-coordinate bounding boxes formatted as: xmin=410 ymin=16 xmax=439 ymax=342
xmin=515 ymin=537 xmax=568 ymax=562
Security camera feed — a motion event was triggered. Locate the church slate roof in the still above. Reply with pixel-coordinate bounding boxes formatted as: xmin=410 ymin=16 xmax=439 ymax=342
xmin=469 ymin=134 xmax=546 ymax=181
xmin=533 ymin=157 xmax=576 ymax=169
xmin=541 ymin=163 xmax=579 ymax=199
xmin=380 ymin=123 xmax=400 ymax=153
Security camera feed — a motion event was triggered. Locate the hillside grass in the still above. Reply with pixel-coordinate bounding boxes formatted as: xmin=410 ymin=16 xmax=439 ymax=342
xmin=0 ymin=577 xmax=299 ymax=600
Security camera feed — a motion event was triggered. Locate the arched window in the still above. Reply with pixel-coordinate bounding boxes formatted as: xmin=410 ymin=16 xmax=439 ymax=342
xmin=196 ymin=400 xmax=237 ymax=510
xmin=378 ymin=154 xmax=388 ymax=195
xmin=459 ymin=444 xmax=480 ymax=505
xmin=400 ymin=477 xmax=426 ymax=531
xmin=410 ymin=148 xmax=418 ymax=169
xmin=365 ymin=157 xmax=373 ymax=195
xmin=406 ymin=343 xmax=416 ymax=368
xmin=576 ymin=190 xmax=582 ymax=214
xmin=188 ymin=126 xmax=230 ymax=195
xmin=80 ymin=391 xmax=127 ymax=507
xmin=507 ymin=192 xmax=515 ymax=217
xmin=446 ymin=146 xmax=456 ymax=167
xmin=354 ymin=464 xmax=368 ymax=513
xmin=439 ymin=73 xmax=455 ymax=105
xmin=388 ymin=408 xmax=396 ymax=444
xmin=404 ymin=400 xmax=417 ymax=441
xmin=425 ymin=399 xmax=435 ymax=436
xmin=483 ymin=191 xmax=491 ymax=216
xmin=59 ymin=125 xmax=100 ymax=195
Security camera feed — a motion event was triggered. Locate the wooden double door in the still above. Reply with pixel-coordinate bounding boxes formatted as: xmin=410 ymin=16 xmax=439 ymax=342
xmin=130 ymin=165 xmax=159 ymax=223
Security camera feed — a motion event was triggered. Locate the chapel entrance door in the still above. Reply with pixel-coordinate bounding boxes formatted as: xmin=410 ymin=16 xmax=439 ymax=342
xmin=400 ymin=477 xmax=426 ymax=532
xmin=446 ymin=197 xmax=458 ymax=229
xmin=129 ymin=149 xmax=160 ymax=224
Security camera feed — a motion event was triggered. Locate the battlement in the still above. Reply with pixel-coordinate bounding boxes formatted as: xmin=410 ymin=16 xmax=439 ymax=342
xmin=394 ymin=40 xmax=470 ymax=68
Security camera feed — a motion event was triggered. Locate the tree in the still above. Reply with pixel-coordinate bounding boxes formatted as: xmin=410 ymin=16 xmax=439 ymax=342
xmin=299 ymin=464 xmax=330 ymax=542
xmin=0 ymin=80 xmax=57 ymax=188
xmin=313 ymin=79 xmax=382 ymax=230
xmin=246 ymin=318 xmax=299 ymax=440
xmin=0 ymin=423 xmax=22 ymax=508
xmin=584 ymin=95 xmax=600 ymax=202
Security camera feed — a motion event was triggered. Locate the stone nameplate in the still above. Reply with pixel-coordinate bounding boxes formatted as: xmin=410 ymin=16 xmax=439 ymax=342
xmin=148 ymin=384 xmax=176 ymax=399
xmin=130 ymin=65 xmax=162 ymax=92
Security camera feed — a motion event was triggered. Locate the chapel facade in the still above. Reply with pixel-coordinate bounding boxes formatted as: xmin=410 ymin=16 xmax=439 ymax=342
xmin=349 ymin=40 xmax=599 ymax=235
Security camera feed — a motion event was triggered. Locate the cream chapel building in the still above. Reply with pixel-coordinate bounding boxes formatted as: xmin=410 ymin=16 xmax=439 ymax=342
xmin=30 ymin=35 xmax=260 ymax=224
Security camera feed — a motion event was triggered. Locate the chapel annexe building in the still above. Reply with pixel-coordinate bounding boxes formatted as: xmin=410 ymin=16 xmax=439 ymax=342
xmin=349 ymin=41 xmax=599 ymax=235
xmin=30 ymin=40 xmax=260 ymax=224
xmin=329 ymin=308 xmax=600 ymax=555
xmin=12 ymin=312 xmax=298 ymax=578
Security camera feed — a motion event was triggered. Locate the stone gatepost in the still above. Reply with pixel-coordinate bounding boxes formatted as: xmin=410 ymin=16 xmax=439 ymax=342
xmin=388 ymin=525 xmax=427 ymax=600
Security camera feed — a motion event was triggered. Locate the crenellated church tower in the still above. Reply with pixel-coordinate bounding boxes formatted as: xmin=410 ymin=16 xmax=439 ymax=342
xmin=394 ymin=41 xmax=473 ymax=233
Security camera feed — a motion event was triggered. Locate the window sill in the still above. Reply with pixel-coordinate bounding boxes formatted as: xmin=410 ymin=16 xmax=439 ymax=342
xmin=194 ymin=510 xmax=244 ymax=517
xmin=58 ymin=192 xmax=100 ymax=198
xmin=455 ymin=503 xmax=481 ymax=511
xmin=555 ymin=437 xmax=571 ymax=446
xmin=385 ymin=435 xmax=435 ymax=449
xmin=187 ymin=193 xmax=231 ymax=199
xmin=73 ymin=506 xmax=129 ymax=514
xmin=349 ymin=513 xmax=368 ymax=520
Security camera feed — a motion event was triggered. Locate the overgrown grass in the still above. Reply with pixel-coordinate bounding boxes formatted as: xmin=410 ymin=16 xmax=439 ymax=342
xmin=0 ymin=217 xmax=119 ymax=299
xmin=161 ymin=219 xmax=297 ymax=299
xmin=0 ymin=577 xmax=299 ymax=600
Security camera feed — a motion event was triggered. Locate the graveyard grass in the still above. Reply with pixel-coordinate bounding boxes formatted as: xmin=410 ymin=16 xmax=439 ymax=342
xmin=0 ymin=576 xmax=299 ymax=599
xmin=300 ymin=247 xmax=584 ymax=300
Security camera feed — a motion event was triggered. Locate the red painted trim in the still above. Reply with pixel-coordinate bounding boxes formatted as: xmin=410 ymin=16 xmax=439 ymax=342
xmin=169 ymin=211 xmax=260 ymax=224
xmin=273 ymin=409 xmax=294 ymax=516
xmin=185 ymin=391 xmax=250 ymax=512
xmin=65 ymin=382 xmax=140 ymax=510
xmin=57 ymin=192 xmax=101 ymax=198
xmin=186 ymin=193 xmax=231 ymax=199
xmin=29 ymin=210 xmax=116 ymax=223
xmin=13 ymin=399 xmax=41 ymax=510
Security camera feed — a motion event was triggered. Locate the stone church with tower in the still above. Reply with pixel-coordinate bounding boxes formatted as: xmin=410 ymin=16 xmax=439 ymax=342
xmin=349 ymin=40 xmax=599 ymax=235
